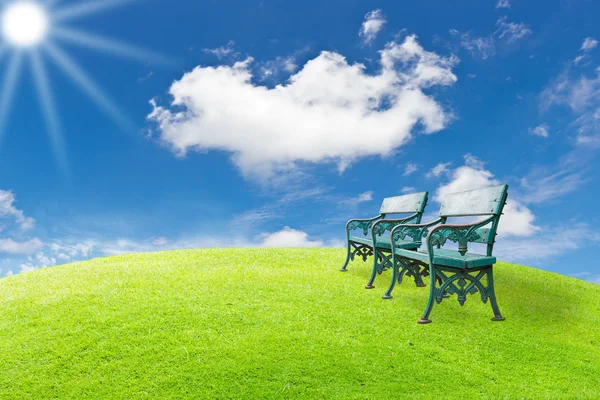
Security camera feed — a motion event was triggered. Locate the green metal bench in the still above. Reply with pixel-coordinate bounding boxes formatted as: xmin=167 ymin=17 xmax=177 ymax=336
xmin=340 ymin=192 xmax=429 ymax=288
xmin=389 ymin=185 xmax=509 ymax=324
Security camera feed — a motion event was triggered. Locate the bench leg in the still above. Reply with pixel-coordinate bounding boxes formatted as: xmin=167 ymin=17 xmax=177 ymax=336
xmin=340 ymin=242 xmax=351 ymax=272
xmin=382 ymin=255 xmax=401 ymax=299
xmin=418 ymin=267 xmax=437 ymax=324
xmin=365 ymin=248 xmax=379 ymax=289
xmin=420 ymin=265 xmax=503 ymax=323
xmin=487 ymin=268 xmax=505 ymax=321
xmin=366 ymin=248 xmax=393 ymax=290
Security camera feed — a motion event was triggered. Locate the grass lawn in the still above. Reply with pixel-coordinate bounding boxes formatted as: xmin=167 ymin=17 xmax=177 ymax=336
xmin=1 ymin=248 xmax=599 ymax=399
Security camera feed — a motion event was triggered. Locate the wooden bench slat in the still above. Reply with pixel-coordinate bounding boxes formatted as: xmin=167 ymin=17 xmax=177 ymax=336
xmin=439 ymin=184 xmax=507 ymax=217
xmin=349 ymin=235 xmax=419 ymax=250
xmin=394 ymin=247 xmax=496 ymax=269
xmin=380 ymin=192 xmax=428 ymax=214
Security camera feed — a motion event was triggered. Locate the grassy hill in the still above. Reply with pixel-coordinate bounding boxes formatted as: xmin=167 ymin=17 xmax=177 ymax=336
xmin=1 ymin=248 xmax=599 ymax=399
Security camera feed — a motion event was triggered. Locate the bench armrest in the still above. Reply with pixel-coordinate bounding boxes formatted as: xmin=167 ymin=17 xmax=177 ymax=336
xmin=345 ymin=215 xmax=383 ymax=236
xmin=371 ymin=213 xmax=420 ymax=237
xmin=426 ymin=216 xmax=495 ymax=256
xmin=390 ymin=218 xmax=444 ymax=248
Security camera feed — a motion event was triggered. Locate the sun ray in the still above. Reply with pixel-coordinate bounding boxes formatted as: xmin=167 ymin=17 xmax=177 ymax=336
xmin=44 ymin=42 xmax=134 ymax=132
xmin=30 ymin=49 xmax=70 ymax=176
xmin=52 ymin=27 xmax=177 ymax=67
xmin=51 ymin=0 xmax=141 ymax=23
xmin=0 ymin=52 xmax=24 ymax=144
xmin=44 ymin=0 xmax=61 ymax=8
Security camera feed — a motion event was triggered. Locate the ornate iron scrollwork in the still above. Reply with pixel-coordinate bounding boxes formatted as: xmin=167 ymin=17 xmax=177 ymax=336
xmin=434 ymin=268 xmax=489 ymax=306
xmin=429 ymin=228 xmax=481 ymax=255
xmin=375 ymin=252 xmax=394 ymax=274
xmin=427 ymin=217 xmax=494 ymax=255
xmin=350 ymin=243 xmax=373 ymax=261
xmin=392 ymin=226 xmax=428 ymax=245
xmin=372 ymin=214 xmax=418 ymax=236
xmin=348 ymin=220 xmax=375 ymax=236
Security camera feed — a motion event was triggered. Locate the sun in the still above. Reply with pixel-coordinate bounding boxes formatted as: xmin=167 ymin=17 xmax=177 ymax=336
xmin=1 ymin=1 xmax=49 ymax=47
xmin=0 ymin=0 xmax=172 ymax=176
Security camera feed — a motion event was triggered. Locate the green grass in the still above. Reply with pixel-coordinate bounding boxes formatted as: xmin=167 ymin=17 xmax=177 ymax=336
xmin=1 ymin=249 xmax=600 ymax=399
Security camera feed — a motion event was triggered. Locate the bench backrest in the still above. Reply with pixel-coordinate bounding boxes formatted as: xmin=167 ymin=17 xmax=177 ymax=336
xmin=439 ymin=185 xmax=508 ymax=217
xmin=380 ymin=192 xmax=428 ymax=215
xmin=438 ymin=184 xmax=508 ymax=252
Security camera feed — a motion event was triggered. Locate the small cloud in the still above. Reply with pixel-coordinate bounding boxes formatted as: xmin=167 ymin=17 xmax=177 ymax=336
xmin=495 ymin=16 xmax=532 ymax=43
xmin=152 ymin=237 xmax=169 ymax=246
xmin=467 ymin=73 xmax=476 ymax=78
xmin=453 ymin=16 xmax=530 ymax=61
xmin=259 ymin=227 xmax=323 ymax=247
xmin=260 ymin=55 xmax=300 ymax=80
xmin=458 ymin=33 xmax=495 ymax=60
xmin=0 ymin=190 xmax=35 ymax=230
xmin=529 ymin=124 xmax=549 ymax=138
xmin=426 ymin=162 xmax=451 ymax=178
xmin=400 ymin=186 xmax=416 ymax=194
xmin=359 ymin=9 xmax=386 ymax=45
xmin=203 ymin=40 xmax=237 ymax=60
xmin=0 ymin=238 xmax=44 ymax=255
xmin=403 ymin=163 xmax=418 ymax=176
xmin=581 ymin=37 xmax=598 ymax=52
xmin=137 ymin=71 xmax=154 ymax=83
xmin=341 ymin=191 xmax=373 ymax=205
xmin=573 ymin=55 xmax=586 ymax=65
xmin=496 ymin=0 xmax=511 ymax=8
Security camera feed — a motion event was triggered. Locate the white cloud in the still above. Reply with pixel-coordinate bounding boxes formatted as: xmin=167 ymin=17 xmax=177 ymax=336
xmin=459 ymin=34 xmax=495 ymax=60
xmin=403 ymin=163 xmax=418 ymax=176
xmin=203 ymin=40 xmax=237 ymax=60
xmin=426 ymin=162 xmax=451 ymax=178
xmin=573 ymin=272 xmax=600 ymax=285
xmin=581 ymin=37 xmax=598 ymax=52
xmin=152 ymin=237 xmax=169 ymax=246
xmin=340 ymin=191 xmax=373 ymax=206
xmin=400 ymin=186 xmax=416 ymax=194
xmin=359 ymin=9 xmax=386 ymax=45
xmin=0 ymin=190 xmax=35 ymax=230
xmin=572 ymin=38 xmax=597 ymax=66
xmin=261 ymin=56 xmax=300 ymax=79
xmin=494 ymin=223 xmax=600 ymax=263
xmin=496 ymin=0 xmax=511 ymax=8
xmin=0 ymin=238 xmax=44 ymax=255
xmin=541 ymin=67 xmax=600 ymax=144
xmin=18 ymin=252 xmax=58 ymax=273
xmin=259 ymin=227 xmax=323 ymax=247
xmin=529 ymin=123 xmax=549 ymax=138
xmin=452 ymin=17 xmax=529 ymax=60
xmin=495 ymin=16 xmax=532 ymax=43
xmin=149 ymin=34 xmax=458 ymax=179
xmin=573 ymin=55 xmax=586 ymax=65
xmin=520 ymin=163 xmax=584 ymax=204
xmin=435 ymin=154 xmax=538 ymax=237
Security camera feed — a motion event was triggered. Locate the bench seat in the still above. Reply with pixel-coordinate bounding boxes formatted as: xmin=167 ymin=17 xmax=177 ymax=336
xmin=350 ymin=235 xmax=419 ymax=250
xmin=394 ymin=248 xmax=496 ymax=269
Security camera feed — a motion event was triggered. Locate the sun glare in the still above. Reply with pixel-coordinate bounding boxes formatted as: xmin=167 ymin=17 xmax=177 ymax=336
xmin=0 ymin=0 xmax=172 ymax=177
xmin=1 ymin=2 xmax=49 ymax=47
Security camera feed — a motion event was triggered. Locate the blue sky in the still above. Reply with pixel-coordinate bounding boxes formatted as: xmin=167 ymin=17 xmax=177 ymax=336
xmin=0 ymin=0 xmax=599 ymax=282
